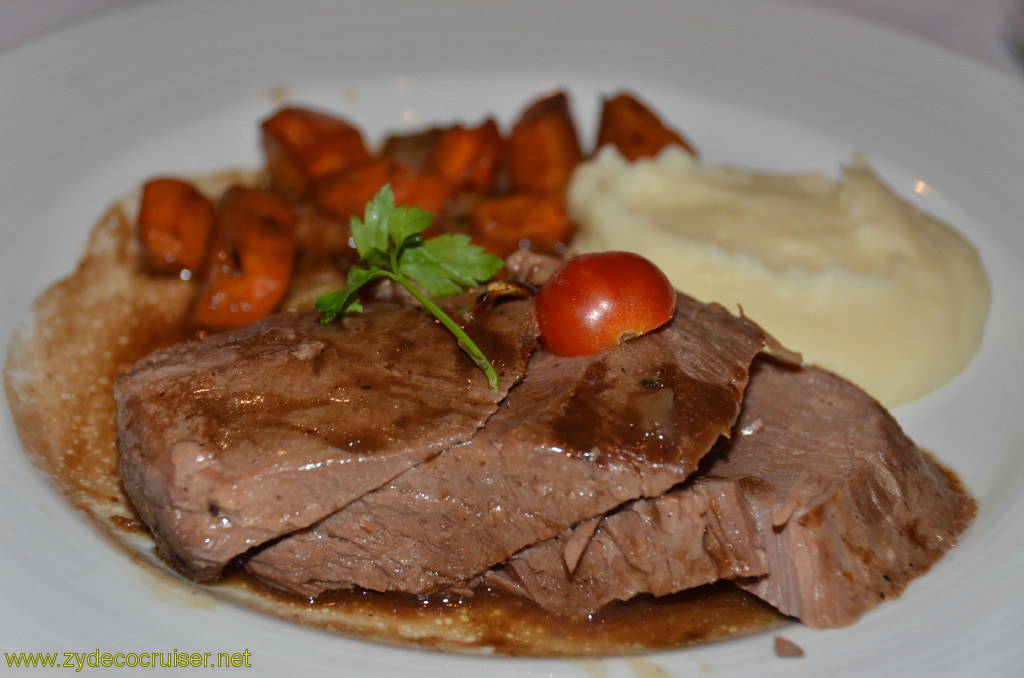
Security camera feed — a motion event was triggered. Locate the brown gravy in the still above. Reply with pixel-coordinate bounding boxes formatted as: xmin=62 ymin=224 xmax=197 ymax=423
xmin=209 ymin=569 xmax=785 ymax=656
xmin=4 ymin=193 xmax=787 ymax=657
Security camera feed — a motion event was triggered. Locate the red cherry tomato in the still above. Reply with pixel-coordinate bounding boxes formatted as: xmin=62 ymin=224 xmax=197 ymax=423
xmin=535 ymin=252 xmax=677 ymax=356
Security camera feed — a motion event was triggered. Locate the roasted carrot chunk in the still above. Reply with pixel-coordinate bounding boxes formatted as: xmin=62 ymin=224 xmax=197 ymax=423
xmin=506 ymin=92 xmax=583 ymax=193
xmin=261 ymin=107 xmax=370 ymax=200
xmin=381 ymin=127 xmax=444 ymax=171
xmin=470 ymin=192 xmax=573 ymax=258
xmin=137 ymin=177 xmax=214 ymax=277
xmin=191 ymin=186 xmax=297 ymax=330
xmin=313 ymin=157 xmax=451 ymax=222
xmin=432 ymin=118 xmax=504 ymax=191
xmin=596 ymin=92 xmax=698 ymax=160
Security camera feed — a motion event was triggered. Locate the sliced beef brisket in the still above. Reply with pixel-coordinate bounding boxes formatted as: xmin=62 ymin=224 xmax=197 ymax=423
xmin=115 ymin=298 xmax=537 ymax=579
xmin=245 ymin=293 xmax=774 ymax=596
xmin=484 ymin=477 xmax=768 ymax=616
xmin=710 ymin=358 xmax=975 ymax=627
xmin=485 ymin=358 xmax=974 ymax=626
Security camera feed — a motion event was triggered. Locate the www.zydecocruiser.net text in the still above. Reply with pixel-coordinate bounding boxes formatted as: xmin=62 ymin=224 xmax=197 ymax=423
xmin=5 ymin=649 xmax=252 ymax=671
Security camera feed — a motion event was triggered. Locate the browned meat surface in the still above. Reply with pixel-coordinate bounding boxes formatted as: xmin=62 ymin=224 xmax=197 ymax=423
xmin=245 ymin=293 xmax=774 ymax=596
xmin=484 ymin=358 xmax=974 ymax=626
xmin=710 ymin=358 xmax=975 ymax=628
xmin=503 ymin=249 xmax=563 ymax=287
xmin=484 ymin=478 xmax=768 ymax=616
xmin=115 ymin=299 xmax=538 ymax=579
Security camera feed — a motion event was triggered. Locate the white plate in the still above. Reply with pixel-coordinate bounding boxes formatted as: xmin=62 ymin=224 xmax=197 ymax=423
xmin=2 ymin=1 xmax=1023 ymax=676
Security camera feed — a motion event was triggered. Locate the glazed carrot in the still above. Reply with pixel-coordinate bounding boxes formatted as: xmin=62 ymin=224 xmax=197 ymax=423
xmin=137 ymin=177 xmax=215 ymax=277
xmin=432 ymin=118 xmax=504 ymax=191
xmin=261 ymin=107 xmax=370 ymax=200
xmin=506 ymin=92 xmax=583 ymax=193
xmin=596 ymin=92 xmax=698 ymax=160
xmin=191 ymin=186 xmax=297 ymax=330
xmin=470 ymin=192 xmax=573 ymax=258
xmin=381 ymin=127 xmax=444 ymax=171
xmin=313 ymin=157 xmax=451 ymax=223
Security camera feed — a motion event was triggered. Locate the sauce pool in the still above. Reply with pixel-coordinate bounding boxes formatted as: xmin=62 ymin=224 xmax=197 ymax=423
xmin=205 ymin=568 xmax=786 ymax=656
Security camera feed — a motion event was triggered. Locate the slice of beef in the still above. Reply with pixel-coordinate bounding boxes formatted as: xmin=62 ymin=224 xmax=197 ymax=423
xmin=485 ymin=358 xmax=975 ymax=626
xmin=484 ymin=477 xmax=768 ymax=616
xmin=708 ymin=358 xmax=975 ymax=628
xmin=245 ymin=293 xmax=775 ymax=596
xmin=116 ymin=297 xmax=538 ymax=580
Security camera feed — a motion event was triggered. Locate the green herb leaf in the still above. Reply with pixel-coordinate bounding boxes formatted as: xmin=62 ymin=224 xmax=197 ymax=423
xmin=314 ymin=288 xmax=359 ymax=323
xmin=398 ymin=233 xmax=504 ymax=298
xmin=349 ymin=184 xmax=394 ymax=259
xmin=314 ymin=267 xmax=387 ymax=321
xmin=388 ymin=204 xmax=433 ymax=247
xmin=315 ymin=185 xmax=505 ymax=392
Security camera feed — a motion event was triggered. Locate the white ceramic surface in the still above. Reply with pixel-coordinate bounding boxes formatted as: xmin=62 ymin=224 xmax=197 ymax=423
xmin=2 ymin=1 xmax=1023 ymax=676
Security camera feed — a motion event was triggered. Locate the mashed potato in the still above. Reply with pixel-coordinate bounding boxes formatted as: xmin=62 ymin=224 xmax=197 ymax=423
xmin=569 ymin=147 xmax=990 ymax=406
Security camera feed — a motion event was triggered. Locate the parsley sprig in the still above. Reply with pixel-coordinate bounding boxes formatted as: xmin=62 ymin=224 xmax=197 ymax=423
xmin=315 ymin=185 xmax=505 ymax=391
